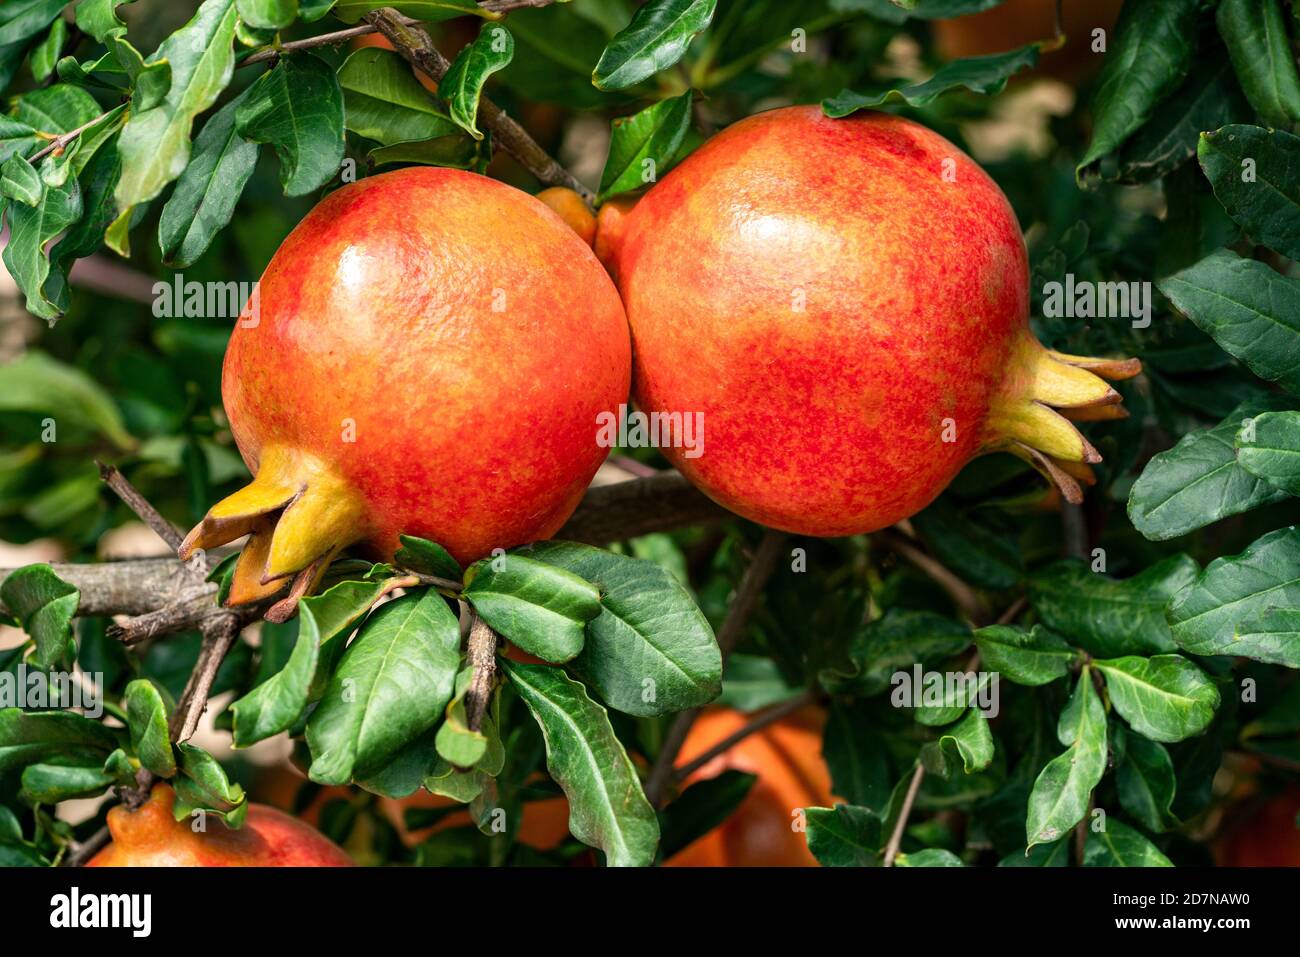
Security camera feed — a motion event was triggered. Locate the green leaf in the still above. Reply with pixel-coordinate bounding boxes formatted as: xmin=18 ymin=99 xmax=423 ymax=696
xmin=306 ymin=589 xmax=461 ymax=785
xmin=50 ymin=130 xmax=124 ymax=266
xmin=339 ymin=46 xmax=462 ymax=146
xmin=331 ymin=0 xmax=491 ymax=24
xmin=1116 ymin=733 xmax=1178 ymax=833
xmin=896 ymin=847 xmax=965 ymax=867
xmin=1025 ymin=669 xmax=1107 ymax=848
xmin=0 ymin=0 xmax=66 ymax=48
xmin=463 ymin=553 xmax=600 ymax=664
xmin=236 ymin=0 xmax=298 ymax=30
xmin=819 ymin=609 xmax=970 ymax=697
xmin=593 ymin=0 xmax=717 ymax=91
xmin=520 ymin=541 xmax=721 ymax=717
xmin=922 ymin=708 xmax=994 ymax=777
xmin=0 ymin=564 xmax=78 ymax=669
xmin=74 ymin=0 xmax=134 ymax=43
xmin=804 ymin=804 xmax=881 ymax=866
xmin=597 ymin=90 xmax=691 ymax=203
xmin=1237 ymin=410 xmax=1300 ymax=495
xmin=1094 ymin=655 xmax=1219 ymax=743
xmin=124 ymin=679 xmax=176 ymax=777
xmin=1083 ymin=817 xmax=1173 ymax=867
xmin=1129 ymin=396 xmax=1294 ymax=539
xmin=440 ymin=22 xmax=513 ymax=139
xmin=368 ymin=134 xmax=487 ymax=170
xmin=823 ymin=700 xmax=890 ymax=808
xmin=974 ymin=624 xmax=1076 ymax=686
xmin=1029 ymin=556 xmax=1197 ymax=657
xmin=114 ymin=0 xmax=240 ymax=216
xmin=158 ymin=88 xmax=258 ymax=267
xmin=657 ymin=770 xmax=755 ymax=859
xmin=716 ymin=653 xmax=798 ymax=711
xmin=1075 ymin=0 xmax=1198 ymax=184
xmin=434 ymin=668 xmax=487 ymax=768
xmin=823 ymin=43 xmax=1037 ymax=116
xmin=1167 ymin=526 xmax=1300 ymax=667
xmin=357 ymin=728 xmax=440 ymax=798
xmin=29 ymin=16 xmax=66 ymax=83
xmin=1216 ymin=0 xmax=1300 ymax=129
xmin=20 ymin=760 xmax=113 ymax=803
xmin=394 ymin=534 xmax=462 ymax=581
xmin=2 ymin=174 xmax=80 ymax=320
xmin=1115 ymin=51 xmax=1248 ymax=184
xmin=0 ymin=351 xmax=133 ymax=449
xmin=501 ymin=659 xmax=659 ymax=867
xmin=909 ymin=499 xmax=1021 ymax=590
xmin=1198 ymin=127 xmax=1300 ymax=262
xmin=173 ymin=742 xmax=247 ymax=826
xmin=0 ymin=708 xmax=118 ymax=772
xmin=998 ymin=840 xmax=1069 ymax=867
xmin=235 ymin=52 xmax=343 ymax=197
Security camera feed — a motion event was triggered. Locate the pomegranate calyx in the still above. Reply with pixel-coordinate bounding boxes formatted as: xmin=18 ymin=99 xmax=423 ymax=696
xmin=180 ymin=445 xmax=367 ymax=618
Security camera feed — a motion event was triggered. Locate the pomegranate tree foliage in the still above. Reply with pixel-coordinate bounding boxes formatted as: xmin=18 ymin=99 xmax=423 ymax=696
xmin=0 ymin=0 xmax=1297 ymax=869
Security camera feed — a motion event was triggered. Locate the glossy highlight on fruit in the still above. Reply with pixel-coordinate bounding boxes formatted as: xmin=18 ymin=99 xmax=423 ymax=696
xmin=668 ymin=707 xmax=835 ymax=867
xmin=180 ymin=167 xmax=631 ymax=618
xmin=595 ymin=106 xmax=1138 ymax=537
xmin=87 ymin=784 xmax=352 ymax=867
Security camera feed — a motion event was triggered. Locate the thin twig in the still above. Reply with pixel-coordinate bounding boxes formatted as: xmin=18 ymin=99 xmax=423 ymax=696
xmin=169 ymin=615 xmax=241 ymax=742
xmin=464 ymin=614 xmax=499 ymax=733
xmin=96 ymin=462 xmax=185 ymax=555
xmin=996 ymin=595 xmax=1028 ymax=626
xmin=63 ymin=825 xmax=110 ymax=867
xmin=883 ymin=762 xmax=925 ymax=867
xmin=29 ymin=113 xmax=111 ymax=163
xmin=241 ymin=14 xmax=420 ymax=66
xmin=364 ymin=8 xmax=595 ymax=205
xmin=644 ymin=529 xmax=790 ymax=806
xmin=478 ymin=0 xmax=557 ymax=11
xmin=672 ymin=688 xmax=820 ymax=783
xmin=876 ymin=529 xmax=987 ymax=625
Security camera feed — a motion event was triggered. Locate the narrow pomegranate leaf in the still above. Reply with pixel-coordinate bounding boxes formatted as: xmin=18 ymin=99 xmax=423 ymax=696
xmin=393 ymin=534 xmax=462 ymax=582
xmin=823 ymin=701 xmax=890 ymax=808
xmin=0 ymin=0 xmax=67 ymax=48
xmin=235 ymin=52 xmax=344 ymax=197
xmin=592 ymin=0 xmax=717 ymax=92
xmin=1216 ymin=0 xmax=1300 ymax=129
xmin=0 ymin=563 xmax=79 ymax=670
xmin=1083 ymin=818 xmax=1172 ymax=867
xmin=1115 ymin=732 xmax=1178 ymax=834
xmin=1094 ymin=655 xmax=1219 ymax=743
xmin=1075 ymin=0 xmax=1198 ymax=185
xmin=804 ymin=805 xmax=882 ymax=867
xmin=1235 ymin=410 xmax=1300 ymax=495
xmin=0 ymin=709 xmax=119 ymax=773
xmin=124 ymin=679 xmax=176 ymax=777
xmin=1025 ymin=669 xmax=1106 ymax=848
xmin=520 ymin=541 xmax=721 ymax=716
xmin=356 ymin=728 xmax=440 ymax=799
xmin=973 ymin=624 xmax=1077 ymax=687
xmin=921 ymin=709 xmax=993 ymax=778
xmin=235 ymin=0 xmax=298 ymax=30
xmin=440 ymin=22 xmax=514 ymax=140
xmin=1198 ymin=128 xmax=1300 ymax=262
xmin=657 ymin=771 xmax=755 ymax=859
xmin=173 ymin=742 xmax=247 ymax=826
xmin=823 ymin=43 xmax=1037 ymax=116
xmin=158 ymin=88 xmax=258 ymax=268
xmin=597 ymin=90 xmax=691 ymax=203
xmin=306 ymin=588 xmax=460 ymax=786
xmin=28 ymin=17 xmax=65 ymax=83
xmin=462 ymin=552 xmax=600 ymax=664
xmin=818 ymin=609 xmax=970 ymax=697
xmin=1 ymin=166 xmax=81 ymax=320
xmin=433 ymin=668 xmax=488 ymax=769
xmin=19 ymin=762 xmax=113 ymax=804
xmin=338 ymin=47 xmax=461 ymax=146
xmin=501 ymin=659 xmax=658 ymax=867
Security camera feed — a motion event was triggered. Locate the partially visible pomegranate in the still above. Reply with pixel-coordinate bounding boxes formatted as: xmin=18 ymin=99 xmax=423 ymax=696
xmin=87 ymin=784 xmax=352 ymax=867
xmin=593 ymin=106 xmax=1137 ymax=536
xmin=180 ymin=168 xmax=630 ymax=617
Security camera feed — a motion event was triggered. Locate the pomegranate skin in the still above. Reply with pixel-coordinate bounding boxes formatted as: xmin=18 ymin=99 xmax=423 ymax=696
xmin=87 ymin=784 xmax=352 ymax=867
xmin=602 ymin=105 xmax=1130 ymax=536
xmin=184 ymin=167 xmax=630 ymax=604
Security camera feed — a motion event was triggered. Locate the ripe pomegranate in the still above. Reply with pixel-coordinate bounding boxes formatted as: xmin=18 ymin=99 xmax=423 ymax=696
xmin=1217 ymin=789 xmax=1300 ymax=867
xmin=179 ymin=168 xmax=630 ymax=617
xmin=667 ymin=707 xmax=835 ymax=867
xmin=87 ymin=784 xmax=352 ymax=867
xmin=592 ymin=106 xmax=1137 ymax=536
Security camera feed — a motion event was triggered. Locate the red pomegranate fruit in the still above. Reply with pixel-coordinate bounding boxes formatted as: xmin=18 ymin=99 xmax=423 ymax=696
xmin=180 ymin=168 xmax=630 ymax=616
xmin=87 ymin=784 xmax=352 ymax=867
xmin=592 ymin=106 xmax=1138 ymax=536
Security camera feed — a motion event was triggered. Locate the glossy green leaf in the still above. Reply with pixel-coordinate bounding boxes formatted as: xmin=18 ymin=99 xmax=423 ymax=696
xmin=0 ymin=564 xmax=78 ymax=669
xmin=658 ymin=770 xmax=756 ymax=859
xmin=358 ymin=728 xmax=440 ymax=799
xmin=1025 ymin=669 xmax=1107 ymax=847
xmin=1235 ymin=410 xmax=1300 ymax=496
xmin=124 ymin=679 xmax=176 ymax=777
xmin=463 ymin=552 xmax=600 ymax=664
xmin=2 ymin=174 xmax=80 ymax=320
xmin=114 ymin=0 xmax=240 ymax=216
xmin=896 ymin=847 xmax=965 ymax=867
xmin=824 ymin=43 xmax=1037 ymax=116
xmin=394 ymin=534 xmax=462 ymax=581
xmin=434 ymin=668 xmax=487 ymax=769
xmin=1116 ymin=732 xmax=1178 ymax=833
xmin=974 ymin=624 xmax=1076 ymax=686
xmin=1199 ymin=127 xmax=1300 ymax=262
xmin=236 ymin=0 xmax=298 ymax=30
xmin=0 ymin=708 xmax=118 ymax=772
xmin=520 ymin=541 xmax=721 ymax=717
xmin=593 ymin=0 xmax=717 ymax=91
xmin=339 ymin=46 xmax=462 ymax=146
xmin=823 ymin=700 xmax=890 ymax=808
xmin=307 ymin=589 xmax=460 ymax=784
xmin=998 ymin=840 xmax=1069 ymax=867
xmin=909 ymin=499 xmax=1022 ymax=590
xmin=440 ymin=22 xmax=513 ymax=139
xmin=0 ymin=0 xmax=66 ymax=48
xmin=173 ymin=742 xmax=247 ymax=826
xmin=1083 ymin=817 xmax=1172 ymax=867
xmin=235 ymin=52 xmax=344 ymax=196
xmin=29 ymin=16 xmax=66 ymax=83
xmin=1075 ymin=0 xmax=1198 ymax=184
xmin=1094 ymin=655 xmax=1219 ymax=743
xmin=502 ymin=659 xmax=659 ymax=867
xmin=922 ymin=708 xmax=994 ymax=777
xmin=598 ymin=90 xmax=692 ymax=203
xmin=158 ymin=89 xmax=258 ymax=267
xmin=804 ymin=804 xmax=881 ymax=866
xmin=20 ymin=760 xmax=113 ymax=803
xmin=1030 ymin=556 xmax=1196 ymax=657
xmin=1216 ymin=0 xmax=1300 ymax=128
xmin=74 ymin=0 xmax=134 ymax=42
xmin=1167 ymin=526 xmax=1300 ymax=667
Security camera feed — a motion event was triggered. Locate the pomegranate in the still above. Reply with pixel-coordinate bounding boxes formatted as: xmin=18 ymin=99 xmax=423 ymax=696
xmin=180 ymin=168 xmax=630 ymax=617
xmin=87 ymin=784 xmax=352 ymax=867
xmin=590 ymin=106 xmax=1137 ymax=536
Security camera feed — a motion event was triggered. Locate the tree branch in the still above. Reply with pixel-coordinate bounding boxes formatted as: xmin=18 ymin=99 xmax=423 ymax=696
xmin=241 ymin=15 xmax=420 ymax=67
xmin=363 ymin=7 xmax=595 ymax=205
xmin=464 ymin=614 xmax=499 ymax=733
xmin=671 ymin=688 xmax=820 ymax=784
xmin=169 ymin=614 xmax=241 ymax=742
xmin=883 ymin=762 xmax=925 ymax=867
xmin=97 ymin=462 xmax=186 ymax=555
